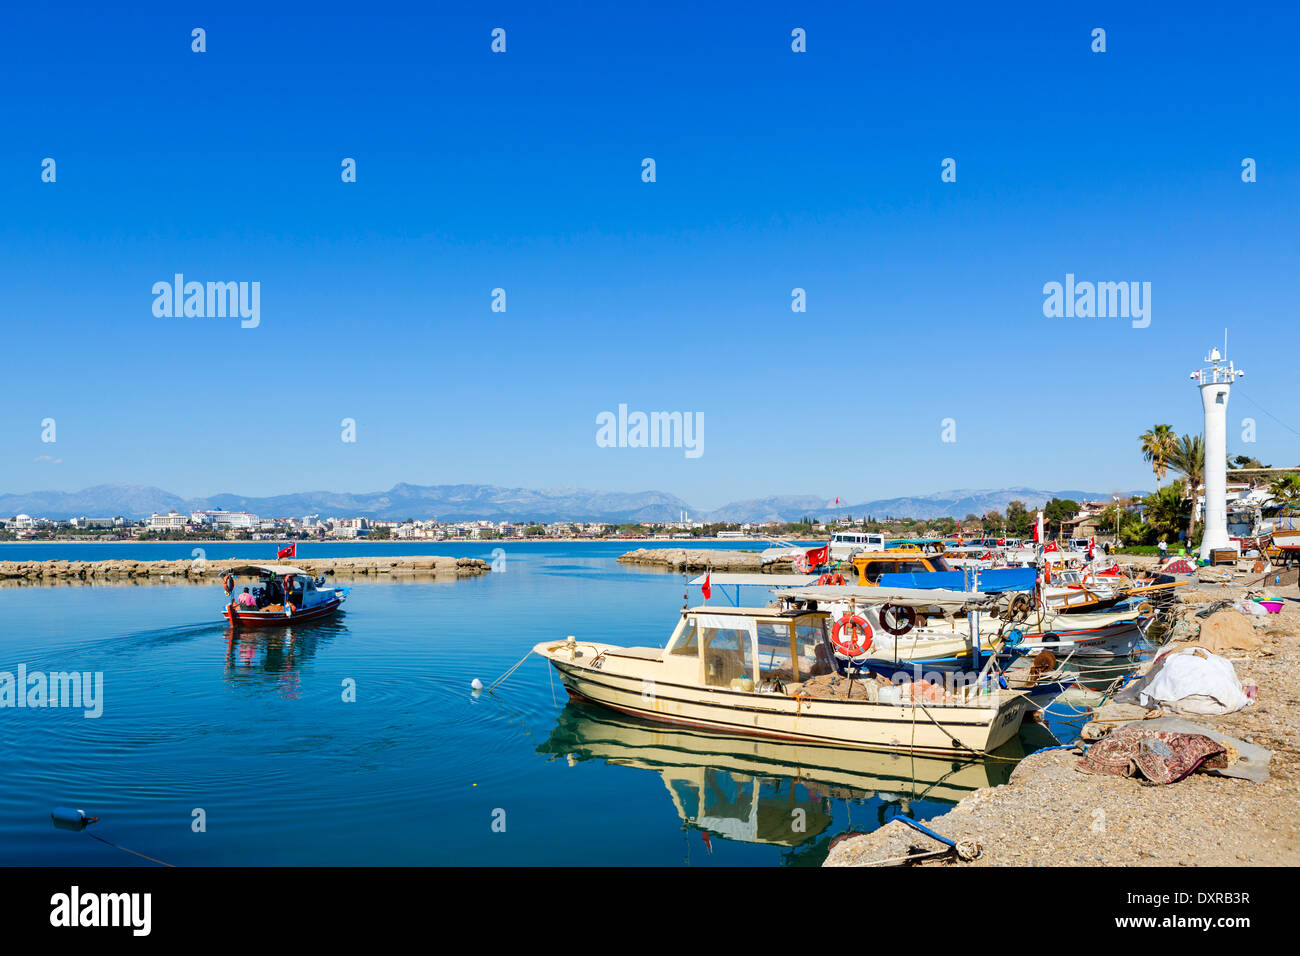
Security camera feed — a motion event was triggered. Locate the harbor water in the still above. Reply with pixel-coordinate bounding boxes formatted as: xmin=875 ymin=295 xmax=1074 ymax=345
xmin=0 ymin=541 xmax=1065 ymax=866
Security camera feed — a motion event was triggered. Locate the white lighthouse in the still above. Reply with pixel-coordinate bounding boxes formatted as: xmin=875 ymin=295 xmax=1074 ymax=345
xmin=1190 ymin=344 xmax=1244 ymax=560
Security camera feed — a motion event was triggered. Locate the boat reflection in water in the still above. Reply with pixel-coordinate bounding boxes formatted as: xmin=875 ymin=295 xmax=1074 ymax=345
xmin=539 ymin=702 xmax=1055 ymax=864
xmin=223 ymin=620 xmax=350 ymax=699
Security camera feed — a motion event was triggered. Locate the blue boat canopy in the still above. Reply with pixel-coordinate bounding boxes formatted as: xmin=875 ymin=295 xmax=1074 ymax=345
xmin=877 ymin=567 xmax=1038 ymax=594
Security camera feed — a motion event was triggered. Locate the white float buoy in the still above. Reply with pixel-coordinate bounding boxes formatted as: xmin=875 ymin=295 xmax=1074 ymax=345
xmin=471 ymin=678 xmax=483 ymax=691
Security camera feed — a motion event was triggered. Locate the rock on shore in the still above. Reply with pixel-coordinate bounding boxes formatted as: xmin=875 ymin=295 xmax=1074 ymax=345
xmin=0 ymin=556 xmax=491 ymax=584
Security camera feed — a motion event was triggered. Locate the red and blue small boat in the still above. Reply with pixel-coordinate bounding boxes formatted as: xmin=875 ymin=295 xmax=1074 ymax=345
xmin=220 ymin=564 xmax=349 ymax=628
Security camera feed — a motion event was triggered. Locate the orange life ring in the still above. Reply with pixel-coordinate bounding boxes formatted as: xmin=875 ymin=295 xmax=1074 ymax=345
xmin=222 ymin=574 xmax=234 ymax=594
xmin=283 ymin=574 xmax=294 ymax=594
xmin=831 ymin=614 xmax=873 ymax=658
xmin=816 ymin=572 xmax=846 ymax=586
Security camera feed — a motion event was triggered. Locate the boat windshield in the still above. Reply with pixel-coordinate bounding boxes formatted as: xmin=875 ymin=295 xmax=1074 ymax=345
xmin=677 ymin=612 xmax=831 ymax=688
xmin=698 ymin=620 xmax=755 ymax=689
xmin=755 ymin=620 xmax=831 ymax=684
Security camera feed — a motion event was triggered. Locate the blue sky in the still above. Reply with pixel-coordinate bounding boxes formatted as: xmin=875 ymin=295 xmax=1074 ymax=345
xmin=2 ymin=2 xmax=1297 ymax=509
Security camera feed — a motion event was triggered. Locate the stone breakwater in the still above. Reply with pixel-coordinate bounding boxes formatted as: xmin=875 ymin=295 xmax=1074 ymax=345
xmin=0 ymin=556 xmax=492 ymax=584
xmin=617 ymin=548 xmax=796 ymax=573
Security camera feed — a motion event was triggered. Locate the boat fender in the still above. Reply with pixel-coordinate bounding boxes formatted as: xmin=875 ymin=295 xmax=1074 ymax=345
xmin=878 ymin=604 xmax=916 ymax=636
xmin=51 ymin=807 xmax=97 ymax=832
xmin=831 ymin=614 xmax=873 ymax=658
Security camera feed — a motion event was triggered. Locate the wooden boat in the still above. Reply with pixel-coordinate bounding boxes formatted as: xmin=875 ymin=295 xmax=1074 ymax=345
xmin=220 ymin=564 xmax=349 ymax=628
xmin=534 ymin=598 xmax=1031 ymax=756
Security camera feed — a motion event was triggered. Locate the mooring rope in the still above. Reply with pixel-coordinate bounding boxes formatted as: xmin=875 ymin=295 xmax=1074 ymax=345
xmin=854 ymin=816 xmax=981 ymax=867
xmin=488 ymin=650 xmax=534 ymax=692
xmin=85 ymin=832 xmax=175 ymax=868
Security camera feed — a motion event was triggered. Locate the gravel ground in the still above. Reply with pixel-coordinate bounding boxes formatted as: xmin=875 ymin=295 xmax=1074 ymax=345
xmin=825 ymin=568 xmax=1300 ymax=867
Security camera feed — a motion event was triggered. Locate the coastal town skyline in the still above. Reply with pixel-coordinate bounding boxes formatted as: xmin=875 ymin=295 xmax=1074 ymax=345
xmin=0 ymin=479 xmax=1157 ymax=524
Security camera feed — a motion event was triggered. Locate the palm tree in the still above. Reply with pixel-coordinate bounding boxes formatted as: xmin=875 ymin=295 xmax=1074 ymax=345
xmin=1167 ymin=434 xmax=1205 ymax=540
xmin=1269 ymin=474 xmax=1300 ymax=504
xmin=1141 ymin=482 xmax=1188 ymax=542
xmin=1139 ymin=424 xmax=1178 ymax=489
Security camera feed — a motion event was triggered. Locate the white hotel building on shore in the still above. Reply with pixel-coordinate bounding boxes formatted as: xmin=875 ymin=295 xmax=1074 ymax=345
xmin=190 ymin=510 xmax=259 ymax=530
xmin=147 ymin=510 xmax=260 ymax=532
xmin=148 ymin=511 xmax=188 ymax=532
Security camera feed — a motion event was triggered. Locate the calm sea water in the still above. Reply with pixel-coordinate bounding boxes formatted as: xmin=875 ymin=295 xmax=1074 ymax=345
xmin=0 ymin=541 xmax=1055 ymax=866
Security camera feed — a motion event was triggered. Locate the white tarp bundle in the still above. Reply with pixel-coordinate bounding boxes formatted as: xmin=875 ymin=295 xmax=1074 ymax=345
xmin=1123 ymin=647 xmax=1252 ymax=716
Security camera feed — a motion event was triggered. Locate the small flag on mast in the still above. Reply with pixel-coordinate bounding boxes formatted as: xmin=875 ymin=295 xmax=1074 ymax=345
xmin=701 ymin=572 xmax=711 ymax=600
xmin=277 ymin=543 xmax=296 ymax=560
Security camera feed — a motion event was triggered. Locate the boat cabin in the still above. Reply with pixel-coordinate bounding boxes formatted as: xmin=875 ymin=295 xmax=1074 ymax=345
xmin=221 ymin=564 xmax=335 ymax=611
xmin=655 ymin=606 xmax=835 ymax=691
xmin=850 ymin=547 xmax=952 ymax=585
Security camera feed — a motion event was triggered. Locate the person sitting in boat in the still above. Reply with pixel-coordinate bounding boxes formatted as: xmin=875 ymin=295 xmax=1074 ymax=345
xmin=237 ymin=587 xmax=257 ymax=608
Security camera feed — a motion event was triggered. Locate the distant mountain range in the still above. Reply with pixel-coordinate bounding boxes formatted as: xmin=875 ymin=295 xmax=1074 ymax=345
xmin=0 ymin=483 xmax=1147 ymax=523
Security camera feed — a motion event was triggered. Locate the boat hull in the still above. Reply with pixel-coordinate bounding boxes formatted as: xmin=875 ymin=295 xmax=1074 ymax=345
xmin=539 ymin=645 xmax=1030 ymax=757
xmin=224 ymin=597 xmax=343 ymax=628
xmin=1030 ymin=617 xmax=1147 ymax=657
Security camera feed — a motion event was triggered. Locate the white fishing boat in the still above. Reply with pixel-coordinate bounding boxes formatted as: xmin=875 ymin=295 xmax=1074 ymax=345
xmin=1041 ymin=568 xmax=1125 ymax=613
xmin=534 ymin=593 xmax=1031 ymax=756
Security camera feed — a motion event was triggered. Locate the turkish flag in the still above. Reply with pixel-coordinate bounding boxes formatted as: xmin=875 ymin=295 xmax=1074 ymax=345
xmin=1043 ymin=541 xmax=1059 ymax=553
xmin=701 ymin=573 xmax=711 ymax=599
xmin=805 ymin=546 xmax=829 ymax=567
xmin=277 ymin=543 xmax=296 ymax=559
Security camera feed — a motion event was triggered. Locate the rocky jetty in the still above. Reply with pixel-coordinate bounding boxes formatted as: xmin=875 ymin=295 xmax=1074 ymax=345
xmin=617 ymin=548 xmax=796 ymax=573
xmin=0 ymin=555 xmax=492 ymax=585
